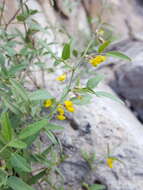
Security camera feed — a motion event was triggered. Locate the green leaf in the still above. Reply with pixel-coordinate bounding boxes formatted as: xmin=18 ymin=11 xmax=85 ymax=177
xmin=89 ymin=184 xmax=106 ymax=190
xmin=17 ymin=9 xmax=38 ymax=22
xmin=71 ymin=95 xmax=92 ymax=105
xmin=87 ymin=74 xmax=104 ymax=89
xmin=17 ymin=14 xmax=27 ymax=21
xmin=0 ymin=53 xmax=5 ymax=65
xmin=7 ymin=176 xmax=35 ymax=190
xmin=0 ymin=169 xmax=7 ymax=187
xmin=19 ymin=119 xmax=48 ymax=140
xmin=2 ymin=98 xmax=21 ymax=115
xmin=46 ymin=123 xmax=64 ymax=130
xmin=45 ymin=131 xmax=58 ymax=144
xmin=98 ymin=41 xmax=111 ymax=53
xmin=0 ymin=112 xmax=13 ymax=142
xmin=10 ymin=79 xmax=29 ymax=102
xmin=24 ymin=133 xmax=39 ymax=147
xmin=9 ymin=140 xmax=27 ymax=149
xmin=5 ymin=47 xmax=16 ymax=57
xmin=0 ymin=140 xmax=11 ymax=160
xmin=28 ymin=170 xmax=46 ymax=185
xmin=73 ymin=88 xmax=91 ymax=94
xmin=28 ymin=89 xmax=52 ymax=101
xmin=9 ymin=64 xmax=27 ymax=75
xmin=28 ymin=9 xmax=38 ymax=16
xmin=10 ymin=153 xmax=31 ymax=173
xmin=94 ymin=91 xmax=123 ymax=103
xmin=106 ymin=51 xmax=131 ymax=61
xmin=62 ymin=43 xmax=70 ymax=60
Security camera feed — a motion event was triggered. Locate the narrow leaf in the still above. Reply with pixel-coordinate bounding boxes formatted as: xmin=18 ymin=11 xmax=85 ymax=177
xmin=5 ymin=47 xmax=16 ymax=56
xmin=7 ymin=176 xmax=35 ymax=190
xmin=71 ymin=95 xmax=92 ymax=105
xmin=46 ymin=123 xmax=64 ymax=130
xmin=87 ymin=74 xmax=104 ymax=89
xmin=94 ymin=91 xmax=123 ymax=103
xmin=9 ymin=140 xmax=27 ymax=149
xmin=106 ymin=51 xmax=131 ymax=61
xmin=0 ymin=169 xmax=7 ymax=187
xmin=9 ymin=64 xmax=27 ymax=75
xmin=0 ymin=53 xmax=5 ymax=65
xmin=28 ymin=170 xmax=46 ymax=185
xmin=62 ymin=43 xmax=70 ymax=60
xmin=19 ymin=119 xmax=48 ymax=140
xmin=98 ymin=41 xmax=111 ymax=53
xmin=10 ymin=153 xmax=31 ymax=173
xmin=45 ymin=131 xmax=58 ymax=144
xmin=10 ymin=79 xmax=29 ymax=102
xmin=2 ymin=98 xmax=21 ymax=115
xmin=0 ymin=112 xmax=13 ymax=142
xmin=73 ymin=88 xmax=91 ymax=94
xmin=28 ymin=89 xmax=52 ymax=101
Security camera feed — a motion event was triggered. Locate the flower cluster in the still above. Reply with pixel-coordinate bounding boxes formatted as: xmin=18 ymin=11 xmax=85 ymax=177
xmin=56 ymin=104 xmax=66 ymax=120
xmin=89 ymin=55 xmax=106 ymax=67
xmin=44 ymin=99 xmax=75 ymax=120
xmin=56 ymin=100 xmax=75 ymax=120
xmin=64 ymin=100 xmax=75 ymax=112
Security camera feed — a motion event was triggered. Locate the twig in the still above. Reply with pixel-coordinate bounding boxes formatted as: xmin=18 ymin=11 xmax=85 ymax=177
xmin=0 ymin=0 xmax=5 ymax=26
xmin=5 ymin=8 xmax=20 ymax=30
xmin=27 ymin=71 xmax=40 ymax=89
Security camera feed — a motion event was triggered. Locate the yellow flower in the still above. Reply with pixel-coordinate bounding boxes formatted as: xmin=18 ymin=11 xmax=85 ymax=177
xmin=66 ymin=106 xmax=75 ymax=112
xmin=64 ymin=100 xmax=75 ymax=112
xmin=57 ymin=104 xmax=65 ymax=115
xmin=44 ymin=99 xmax=52 ymax=108
xmin=56 ymin=74 xmax=66 ymax=81
xmin=107 ymin=158 xmax=114 ymax=168
xmin=64 ymin=100 xmax=73 ymax=107
xmin=89 ymin=55 xmax=106 ymax=67
xmin=57 ymin=114 xmax=66 ymax=120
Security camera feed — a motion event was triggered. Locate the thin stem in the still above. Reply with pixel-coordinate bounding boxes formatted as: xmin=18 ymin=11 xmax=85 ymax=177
xmin=46 ymin=68 xmax=76 ymax=121
xmin=20 ymin=0 xmax=28 ymax=33
xmin=0 ymin=0 xmax=5 ymax=26
xmin=5 ymin=8 xmax=20 ymax=30
xmin=82 ymin=37 xmax=94 ymax=58
xmin=27 ymin=71 xmax=40 ymax=89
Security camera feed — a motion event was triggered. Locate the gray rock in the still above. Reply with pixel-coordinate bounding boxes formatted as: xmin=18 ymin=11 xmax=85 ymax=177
xmin=56 ymin=84 xmax=143 ymax=190
xmin=59 ymin=161 xmax=90 ymax=186
xmin=115 ymin=61 xmax=143 ymax=121
xmin=111 ymin=41 xmax=143 ymax=122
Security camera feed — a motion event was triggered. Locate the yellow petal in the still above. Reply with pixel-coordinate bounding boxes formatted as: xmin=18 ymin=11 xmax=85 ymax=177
xmin=44 ymin=99 xmax=52 ymax=108
xmin=66 ymin=106 xmax=75 ymax=112
xmin=56 ymin=114 xmax=66 ymax=120
xmin=56 ymin=74 xmax=66 ymax=81
xmin=89 ymin=55 xmax=106 ymax=67
xmin=57 ymin=107 xmax=65 ymax=115
xmin=64 ymin=100 xmax=73 ymax=107
xmin=107 ymin=158 xmax=114 ymax=168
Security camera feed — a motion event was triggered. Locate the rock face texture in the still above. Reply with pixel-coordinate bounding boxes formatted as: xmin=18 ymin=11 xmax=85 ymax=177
xmin=84 ymin=0 xmax=143 ymax=39
xmin=114 ymin=61 xmax=143 ymax=121
xmin=57 ymin=84 xmax=143 ymax=190
xmin=110 ymin=41 xmax=143 ymax=122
